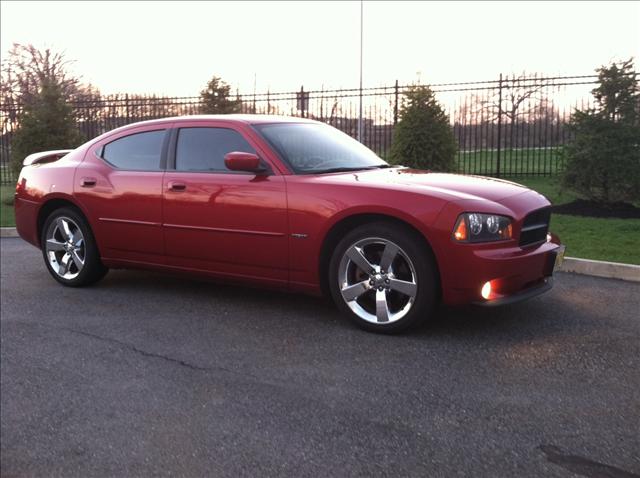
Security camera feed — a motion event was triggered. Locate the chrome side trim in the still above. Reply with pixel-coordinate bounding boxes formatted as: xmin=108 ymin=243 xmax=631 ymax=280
xmin=99 ymin=218 xmax=162 ymax=227
xmin=162 ymin=223 xmax=285 ymax=237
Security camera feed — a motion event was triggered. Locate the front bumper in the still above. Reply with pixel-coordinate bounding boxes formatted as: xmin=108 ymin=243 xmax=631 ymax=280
xmin=475 ymin=243 xmax=565 ymax=306
xmin=473 ymin=277 xmax=553 ymax=306
xmin=440 ymin=240 xmax=565 ymax=306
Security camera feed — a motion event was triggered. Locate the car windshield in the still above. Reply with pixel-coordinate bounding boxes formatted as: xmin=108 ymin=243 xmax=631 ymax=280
xmin=254 ymin=123 xmax=390 ymax=174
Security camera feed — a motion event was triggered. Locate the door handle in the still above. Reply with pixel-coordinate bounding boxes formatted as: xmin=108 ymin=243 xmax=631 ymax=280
xmin=168 ymin=181 xmax=186 ymax=191
xmin=80 ymin=177 xmax=97 ymax=187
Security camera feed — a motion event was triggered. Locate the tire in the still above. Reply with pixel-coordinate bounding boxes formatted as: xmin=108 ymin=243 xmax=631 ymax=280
xmin=40 ymin=207 xmax=108 ymax=287
xmin=328 ymin=221 xmax=438 ymax=333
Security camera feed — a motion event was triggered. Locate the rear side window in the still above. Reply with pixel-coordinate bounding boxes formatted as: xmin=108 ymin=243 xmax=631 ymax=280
xmin=102 ymin=130 xmax=165 ymax=170
xmin=175 ymin=127 xmax=256 ymax=172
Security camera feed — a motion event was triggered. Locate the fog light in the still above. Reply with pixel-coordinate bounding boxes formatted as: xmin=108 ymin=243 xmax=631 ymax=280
xmin=481 ymin=281 xmax=492 ymax=300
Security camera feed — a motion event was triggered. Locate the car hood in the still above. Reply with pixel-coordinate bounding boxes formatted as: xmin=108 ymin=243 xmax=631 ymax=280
xmin=323 ymin=168 xmax=533 ymax=202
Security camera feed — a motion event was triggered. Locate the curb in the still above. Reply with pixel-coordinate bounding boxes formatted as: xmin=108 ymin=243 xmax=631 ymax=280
xmin=558 ymin=257 xmax=640 ymax=283
xmin=0 ymin=227 xmax=18 ymax=238
xmin=1 ymin=227 xmax=638 ymax=282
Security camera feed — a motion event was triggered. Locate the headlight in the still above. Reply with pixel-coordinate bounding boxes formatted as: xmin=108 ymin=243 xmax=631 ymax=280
xmin=452 ymin=213 xmax=512 ymax=243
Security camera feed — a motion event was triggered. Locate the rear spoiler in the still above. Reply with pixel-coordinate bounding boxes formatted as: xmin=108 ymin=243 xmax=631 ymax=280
xmin=23 ymin=149 xmax=74 ymax=167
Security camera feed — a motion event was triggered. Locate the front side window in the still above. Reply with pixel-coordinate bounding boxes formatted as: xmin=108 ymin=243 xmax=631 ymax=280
xmin=254 ymin=123 xmax=388 ymax=174
xmin=102 ymin=130 xmax=166 ymax=170
xmin=175 ymin=127 xmax=256 ymax=172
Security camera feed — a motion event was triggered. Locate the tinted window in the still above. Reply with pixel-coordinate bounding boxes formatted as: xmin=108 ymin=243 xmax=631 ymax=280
xmin=176 ymin=128 xmax=256 ymax=172
xmin=254 ymin=123 xmax=387 ymax=174
xmin=102 ymin=130 xmax=165 ymax=170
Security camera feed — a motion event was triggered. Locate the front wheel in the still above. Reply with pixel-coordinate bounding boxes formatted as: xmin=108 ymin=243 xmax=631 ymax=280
xmin=41 ymin=208 xmax=108 ymax=287
xmin=328 ymin=222 xmax=438 ymax=333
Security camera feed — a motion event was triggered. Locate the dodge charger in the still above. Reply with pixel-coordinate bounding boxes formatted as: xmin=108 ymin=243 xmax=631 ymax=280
xmin=14 ymin=115 xmax=564 ymax=333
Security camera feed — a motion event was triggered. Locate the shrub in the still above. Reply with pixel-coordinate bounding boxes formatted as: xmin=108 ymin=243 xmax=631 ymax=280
xmin=199 ymin=76 xmax=242 ymax=114
xmin=562 ymin=59 xmax=640 ymax=204
xmin=390 ymin=85 xmax=457 ymax=172
xmin=10 ymin=81 xmax=83 ymax=177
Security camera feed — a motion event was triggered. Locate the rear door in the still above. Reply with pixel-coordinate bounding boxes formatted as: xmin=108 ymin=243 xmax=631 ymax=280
xmin=75 ymin=124 xmax=171 ymax=264
xmin=162 ymin=121 xmax=289 ymax=285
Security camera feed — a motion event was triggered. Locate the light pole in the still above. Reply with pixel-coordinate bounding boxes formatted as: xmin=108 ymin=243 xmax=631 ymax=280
xmin=358 ymin=0 xmax=363 ymax=142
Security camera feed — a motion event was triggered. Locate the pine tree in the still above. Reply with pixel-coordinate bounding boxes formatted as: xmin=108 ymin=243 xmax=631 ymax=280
xmin=390 ymin=85 xmax=457 ymax=172
xmin=199 ymin=76 xmax=242 ymax=114
xmin=11 ymin=80 xmax=83 ymax=176
xmin=562 ymin=59 xmax=640 ymax=204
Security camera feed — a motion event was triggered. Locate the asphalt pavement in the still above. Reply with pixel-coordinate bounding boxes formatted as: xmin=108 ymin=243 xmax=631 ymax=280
xmin=1 ymin=237 xmax=639 ymax=477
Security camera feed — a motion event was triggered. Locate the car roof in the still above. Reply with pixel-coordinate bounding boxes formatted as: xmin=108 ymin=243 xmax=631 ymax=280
xmin=84 ymin=114 xmax=322 ymax=148
xmin=119 ymin=114 xmax=320 ymax=129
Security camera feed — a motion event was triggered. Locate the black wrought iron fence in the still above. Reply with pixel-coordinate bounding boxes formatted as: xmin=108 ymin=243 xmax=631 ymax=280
xmin=0 ymin=74 xmax=602 ymax=185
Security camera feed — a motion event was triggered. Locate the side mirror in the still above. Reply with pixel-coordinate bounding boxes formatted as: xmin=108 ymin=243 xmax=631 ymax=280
xmin=224 ymin=152 xmax=265 ymax=173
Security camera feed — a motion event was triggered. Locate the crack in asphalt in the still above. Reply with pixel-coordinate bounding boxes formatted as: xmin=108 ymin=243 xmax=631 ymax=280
xmin=23 ymin=321 xmax=301 ymax=394
xmin=27 ymin=321 xmax=244 ymax=375
xmin=21 ymin=322 xmax=457 ymax=436
xmin=60 ymin=326 xmax=212 ymax=372
xmin=539 ymin=445 xmax=640 ymax=478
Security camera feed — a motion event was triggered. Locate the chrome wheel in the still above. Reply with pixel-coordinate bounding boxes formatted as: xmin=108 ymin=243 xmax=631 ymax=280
xmin=338 ymin=237 xmax=418 ymax=324
xmin=45 ymin=216 xmax=85 ymax=280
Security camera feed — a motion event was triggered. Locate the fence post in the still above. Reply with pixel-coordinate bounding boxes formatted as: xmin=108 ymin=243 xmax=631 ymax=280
xmin=267 ymin=90 xmax=270 ymax=115
xmin=300 ymin=85 xmax=305 ymax=118
xmin=393 ymin=80 xmax=399 ymax=125
xmin=496 ymin=73 xmax=503 ymax=178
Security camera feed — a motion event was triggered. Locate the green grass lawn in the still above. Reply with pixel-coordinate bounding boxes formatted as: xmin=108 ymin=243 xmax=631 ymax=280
xmin=1 ymin=185 xmax=15 ymax=227
xmin=548 ymin=215 xmax=639 ymax=265
xmin=457 ymin=147 xmax=563 ymax=176
xmin=504 ymin=175 xmax=640 ymax=265
xmin=502 ymin=175 xmax=577 ymax=205
xmin=383 ymin=147 xmax=563 ymax=176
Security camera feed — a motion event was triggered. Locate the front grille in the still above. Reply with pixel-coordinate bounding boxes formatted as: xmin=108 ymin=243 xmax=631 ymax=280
xmin=519 ymin=207 xmax=551 ymax=247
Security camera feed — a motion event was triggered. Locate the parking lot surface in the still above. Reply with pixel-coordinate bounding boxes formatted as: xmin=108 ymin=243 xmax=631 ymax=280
xmin=1 ymin=237 xmax=639 ymax=477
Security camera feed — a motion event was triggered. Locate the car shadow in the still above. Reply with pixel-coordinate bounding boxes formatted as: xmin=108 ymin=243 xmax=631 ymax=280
xmin=94 ymin=268 xmax=583 ymax=345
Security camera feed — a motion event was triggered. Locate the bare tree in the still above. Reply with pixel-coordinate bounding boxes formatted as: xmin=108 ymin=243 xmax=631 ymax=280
xmin=478 ymin=73 xmax=548 ymax=123
xmin=1 ymin=44 xmax=82 ymax=106
xmin=1 ymin=44 xmax=100 ymax=136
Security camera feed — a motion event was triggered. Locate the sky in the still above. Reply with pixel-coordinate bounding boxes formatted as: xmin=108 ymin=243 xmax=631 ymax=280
xmin=1 ymin=1 xmax=638 ymax=97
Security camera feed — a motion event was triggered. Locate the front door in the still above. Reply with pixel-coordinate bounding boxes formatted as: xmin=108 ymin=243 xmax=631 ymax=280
xmin=162 ymin=123 xmax=288 ymax=285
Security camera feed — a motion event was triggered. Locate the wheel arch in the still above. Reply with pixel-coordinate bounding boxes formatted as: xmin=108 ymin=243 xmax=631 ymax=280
xmin=318 ymin=212 xmax=441 ymax=298
xmin=36 ymin=196 xmax=92 ymax=248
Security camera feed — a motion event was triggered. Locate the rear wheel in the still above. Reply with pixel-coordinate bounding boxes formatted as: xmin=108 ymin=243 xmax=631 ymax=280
xmin=328 ymin=222 xmax=438 ymax=333
xmin=41 ymin=208 xmax=108 ymax=287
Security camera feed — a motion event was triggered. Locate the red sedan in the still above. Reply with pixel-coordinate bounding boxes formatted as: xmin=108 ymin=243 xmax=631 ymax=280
xmin=14 ymin=115 xmax=564 ymax=333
